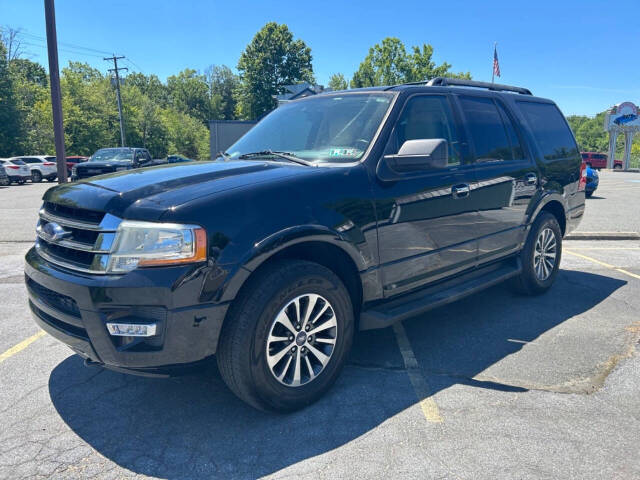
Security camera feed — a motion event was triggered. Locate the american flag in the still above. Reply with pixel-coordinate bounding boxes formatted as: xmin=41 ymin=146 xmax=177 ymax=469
xmin=493 ymin=45 xmax=501 ymax=78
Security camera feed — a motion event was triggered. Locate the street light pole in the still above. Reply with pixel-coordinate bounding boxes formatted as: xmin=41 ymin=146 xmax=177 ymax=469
xmin=43 ymin=0 xmax=68 ymax=183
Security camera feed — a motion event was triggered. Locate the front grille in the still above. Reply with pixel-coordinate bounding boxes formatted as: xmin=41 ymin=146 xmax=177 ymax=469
xmin=76 ymin=166 xmax=115 ymax=178
xmin=43 ymin=201 xmax=104 ymax=224
xmin=36 ymin=202 xmax=121 ymax=274
xmin=26 ymin=277 xmax=80 ymax=317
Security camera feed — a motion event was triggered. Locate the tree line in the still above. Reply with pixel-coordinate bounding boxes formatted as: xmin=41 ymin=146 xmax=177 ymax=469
xmin=0 ymin=22 xmax=471 ymax=159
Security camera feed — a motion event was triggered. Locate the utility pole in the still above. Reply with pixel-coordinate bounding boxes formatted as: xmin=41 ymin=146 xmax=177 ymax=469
xmin=43 ymin=0 xmax=68 ymax=183
xmin=104 ymin=55 xmax=127 ymax=147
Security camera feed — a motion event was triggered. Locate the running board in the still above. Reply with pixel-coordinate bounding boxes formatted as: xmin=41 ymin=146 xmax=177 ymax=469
xmin=359 ymin=258 xmax=522 ymax=330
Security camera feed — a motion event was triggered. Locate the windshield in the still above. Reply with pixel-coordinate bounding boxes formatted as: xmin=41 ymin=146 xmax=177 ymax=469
xmin=227 ymin=93 xmax=394 ymax=163
xmin=89 ymin=148 xmax=134 ymax=162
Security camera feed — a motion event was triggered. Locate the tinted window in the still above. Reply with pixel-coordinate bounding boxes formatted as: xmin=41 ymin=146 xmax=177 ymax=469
xmin=392 ymin=95 xmax=461 ymax=166
xmin=517 ymin=101 xmax=578 ymax=161
xmin=496 ymin=102 xmax=525 ymax=160
xmin=459 ymin=96 xmax=514 ymax=162
xmin=10 ymin=159 xmax=26 ymax=165
xmin=22 ymin=158 xmax=37 ymax=164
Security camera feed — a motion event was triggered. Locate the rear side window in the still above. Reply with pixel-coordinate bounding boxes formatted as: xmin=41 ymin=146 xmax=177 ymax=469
xmin=459 ymin=96 xmax=516 ymax=162
xmin=517 ymin=101 xmax=578 ymax=161
xmin=11 ymin=159 xmax=26 ymax=165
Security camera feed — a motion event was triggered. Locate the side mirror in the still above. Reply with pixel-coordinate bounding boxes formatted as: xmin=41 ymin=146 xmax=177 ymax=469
xmin=384 ymin=139 xmax=448 ymax=173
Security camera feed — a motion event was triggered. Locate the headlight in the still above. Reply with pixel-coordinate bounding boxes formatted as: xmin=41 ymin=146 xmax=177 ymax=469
xmin=107 ymin=220 xmax=207 ymax=273
xmin=71 ymin=166 xmax=77 ymax=175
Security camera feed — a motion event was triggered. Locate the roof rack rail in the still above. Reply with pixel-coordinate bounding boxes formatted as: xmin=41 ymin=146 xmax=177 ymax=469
xmin=425 ymin=77 xmax=532 ymax=95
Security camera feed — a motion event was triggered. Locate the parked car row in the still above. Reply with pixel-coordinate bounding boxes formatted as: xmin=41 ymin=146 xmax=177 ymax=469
xmin=1 ymin=151 xmax=195 ymax=185
xmin=0 ymin=155 xmax=90 ymax=185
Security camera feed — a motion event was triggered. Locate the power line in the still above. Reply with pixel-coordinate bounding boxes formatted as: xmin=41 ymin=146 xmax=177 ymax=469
xmin=19 ymin=30 xmax=114 ymax=55
xmin=21 ymin=40 xmax=105 ymax=59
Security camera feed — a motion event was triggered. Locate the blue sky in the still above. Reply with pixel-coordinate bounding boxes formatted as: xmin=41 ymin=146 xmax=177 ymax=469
xmin=2 ymin=0 xmax=639 ymax=116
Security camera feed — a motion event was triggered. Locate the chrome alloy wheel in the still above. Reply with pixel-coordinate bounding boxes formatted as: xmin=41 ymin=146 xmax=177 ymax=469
xmin=265 ymin=294 xmax=338 ymax=387
xmin=533 ymin=227 xmax=557 ymax=281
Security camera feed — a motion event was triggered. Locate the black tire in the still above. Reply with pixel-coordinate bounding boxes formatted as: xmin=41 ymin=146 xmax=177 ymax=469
xmin=31 ymin=171 xmax=42 ymax=183
xmin=512 ymin=212 xmax=562 ymax=295
xmin=216 ymin=259 xmax=354 ymax=412
xmin=17 ymin=179 xmax=25 ymax=185
xmin=585 ymin=191 xmax=593 ymax=198
xmin=614 ymin=164 xmax=622 ymax=170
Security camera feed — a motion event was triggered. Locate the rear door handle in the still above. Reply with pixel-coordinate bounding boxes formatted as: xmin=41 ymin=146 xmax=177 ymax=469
xmin=452 ymin=183 xmax=470 ymax=198
xmin=525 ymin=173 xmax=537 ymax=185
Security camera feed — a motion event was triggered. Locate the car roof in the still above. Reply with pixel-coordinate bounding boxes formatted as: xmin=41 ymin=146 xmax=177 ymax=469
xmin=316 ymin=77 xmax=552 ymax=104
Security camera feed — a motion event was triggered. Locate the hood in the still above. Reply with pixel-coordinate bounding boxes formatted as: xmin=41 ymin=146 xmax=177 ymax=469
xmin=44 ymin=160 xmax=317 ymax=220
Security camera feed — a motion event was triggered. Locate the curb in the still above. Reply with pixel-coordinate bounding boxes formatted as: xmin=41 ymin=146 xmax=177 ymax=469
xmin=565 ymin=232 xmax=640 ymax=241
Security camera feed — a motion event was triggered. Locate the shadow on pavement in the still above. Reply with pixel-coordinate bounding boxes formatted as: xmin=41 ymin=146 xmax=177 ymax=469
xmin=48 ymin=269 xmax=625 ymax=478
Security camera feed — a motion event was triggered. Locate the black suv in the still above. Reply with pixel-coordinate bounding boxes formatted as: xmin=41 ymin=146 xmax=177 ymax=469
xmin=25 ymin=78 xmax=586 ymax=411
xmin=72 ymin=147 xmax=153 ymax=180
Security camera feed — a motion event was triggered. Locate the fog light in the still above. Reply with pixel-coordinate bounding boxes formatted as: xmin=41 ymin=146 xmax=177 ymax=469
xmin=106 ymin=322 xmax=157 ymax=337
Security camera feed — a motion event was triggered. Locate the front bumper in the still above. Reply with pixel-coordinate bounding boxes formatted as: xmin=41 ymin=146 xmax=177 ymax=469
xmin=25 ymin=247 xmax=229 ymax=373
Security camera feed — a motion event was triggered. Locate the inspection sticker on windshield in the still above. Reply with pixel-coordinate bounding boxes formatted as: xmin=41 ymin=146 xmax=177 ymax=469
xmin=329 ymin=148 xmax=359 ymax=157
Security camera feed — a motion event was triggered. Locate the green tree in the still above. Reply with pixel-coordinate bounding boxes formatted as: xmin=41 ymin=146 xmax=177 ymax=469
xmin=328 ymin=73 xmax=347 ymax=91
xmin=236 ymin=22 xmax=314 ymax=119
xmin=350 ymin=37 xmax=470 ymax=88
xmin=206 ymin=64 xmax=239 ymax=120
xmin=167 ymin=69 xmax=211 ymax=125
xmin=0 ymin=36 xmax=22 ymax=156
xmin=162 ymin=108 xmax=209 ymax=159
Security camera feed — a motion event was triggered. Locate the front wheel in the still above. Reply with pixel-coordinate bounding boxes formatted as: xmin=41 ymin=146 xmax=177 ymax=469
xmin=216 ymin=260 xmax=354 ymax=412
xmin=513 ymin=212 xmax=562 ymax=295
xmin=31 ymin=171 xmax=42 ymax=183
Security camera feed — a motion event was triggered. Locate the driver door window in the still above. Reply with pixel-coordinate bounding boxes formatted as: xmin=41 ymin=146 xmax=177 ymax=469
xmin=388 ymin=95 xmax=462 ymax=167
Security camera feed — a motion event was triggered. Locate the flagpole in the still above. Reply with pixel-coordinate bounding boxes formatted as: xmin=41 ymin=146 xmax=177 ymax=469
xmin=492 ymin=42 xmax=496 ymax=84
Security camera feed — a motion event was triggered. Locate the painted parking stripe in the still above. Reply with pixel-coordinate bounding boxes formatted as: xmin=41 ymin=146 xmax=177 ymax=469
xmin=393 ymin=322 xmax=443 ymax=423
xmin=564 ymin=250 xmax=640 ymax=280
xmin=0 ymin=331 xmax=45 ymax=364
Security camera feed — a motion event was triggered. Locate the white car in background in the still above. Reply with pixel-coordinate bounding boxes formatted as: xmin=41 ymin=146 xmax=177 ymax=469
xmin=11 ymin=156 xmax=58 ymax=182
xmin=0 ymin=158 xmax=32 ymax=184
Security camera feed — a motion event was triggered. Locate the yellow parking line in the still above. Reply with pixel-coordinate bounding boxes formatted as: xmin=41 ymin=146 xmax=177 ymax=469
xmin=564 ymin=250 xmax=640 ymax=280
xmin=393 ymin=322 xmax=443 ymax=423
xmin=0 ymin=331 xmax=45 ymax=364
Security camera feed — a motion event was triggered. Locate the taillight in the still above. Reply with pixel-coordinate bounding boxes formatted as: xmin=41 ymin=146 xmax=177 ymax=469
xmin=43 ymin=162 xmax=56 ymax=166
xmin=578 ymin=163 xmax=587 ymax=191
xmin=6 ymin=165 xmax=20 ymax=170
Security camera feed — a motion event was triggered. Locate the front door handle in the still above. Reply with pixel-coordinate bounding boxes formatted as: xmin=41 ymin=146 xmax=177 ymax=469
xmin=452 ymin=183 xmax=470 ymax=198
xmin=525 ymin=173 xmax=537 ymax=185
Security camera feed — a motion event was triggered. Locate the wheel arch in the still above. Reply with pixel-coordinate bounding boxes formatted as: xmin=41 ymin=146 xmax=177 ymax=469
xmin=528 ymin=195 xmax=567 ymax=237
xmin=219 ymin=227 xmax=366 ymax=338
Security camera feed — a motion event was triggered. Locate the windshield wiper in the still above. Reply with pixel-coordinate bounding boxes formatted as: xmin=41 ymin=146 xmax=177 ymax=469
xmin=217 ymin=151 xmax=231 ymax=161
xmin=238 ymin=150 xmax=314 ymax=166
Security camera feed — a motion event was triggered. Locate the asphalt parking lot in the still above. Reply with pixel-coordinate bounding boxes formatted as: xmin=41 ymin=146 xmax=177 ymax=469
xmin=1 ymin=171 xmax=639 ymax=479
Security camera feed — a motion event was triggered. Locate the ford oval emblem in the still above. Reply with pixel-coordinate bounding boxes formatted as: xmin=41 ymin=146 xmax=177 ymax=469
xmin=42 ymin=222 xmax=71 ymax=242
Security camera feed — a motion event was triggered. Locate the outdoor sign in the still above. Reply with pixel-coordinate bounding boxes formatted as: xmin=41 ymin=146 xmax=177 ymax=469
xmin=604 ymin=102 xmax=640 ymax=129
xmin=604 ymin=101 xmax=640 ymax=170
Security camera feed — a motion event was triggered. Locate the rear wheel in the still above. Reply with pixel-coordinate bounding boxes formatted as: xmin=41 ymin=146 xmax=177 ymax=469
xmin=217 ymin=260 xmax=354 ymax=412
xmin=31 ymin=171 xmax=42 ymax=183
xmin=513 ymin=212 xmax=562 ymax=295
xmin=586 ymin=191 xmax=594 ymax=198
xmin=614 ymin=164 xmax=622 ymax=170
